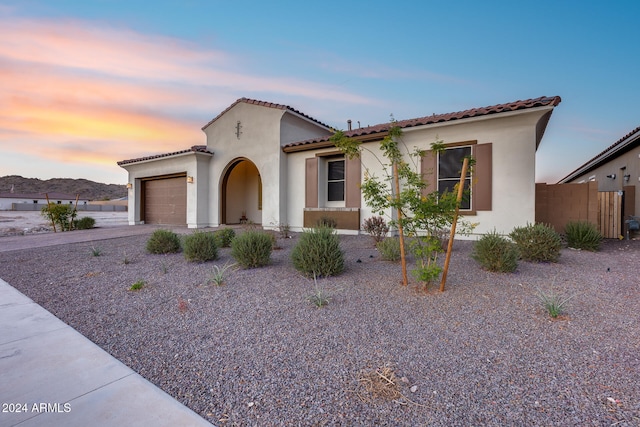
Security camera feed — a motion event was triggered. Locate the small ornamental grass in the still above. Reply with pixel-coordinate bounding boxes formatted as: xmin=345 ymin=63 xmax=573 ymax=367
xmin=183 ymin=231 xmax=219 ymax=262
xmin=307 ymin=276 xmax=331 ymax=308
xmin=291 ymin=226 xmax=344 ymax=277
xmin=376 ymin=237 xmax=401 ymax=261
xmin=208 ymin=262 xmax=235 ymax=286
xmin=146 ymin=229 xmax=181 ymax=254
xmin=471 ymin=230 xmax=519 ymax=272
xmin=230 ymin=230 xmax=273 ymax=268
xmin=537 ymin=288 xmax=574 ymax=318
xmin=565 ymin=221 xmax=601 ymax=251
xmin=214 ymin=227 xmax=236 ymax=248
xmin=509 ymin=222 xmax=562 ymax=263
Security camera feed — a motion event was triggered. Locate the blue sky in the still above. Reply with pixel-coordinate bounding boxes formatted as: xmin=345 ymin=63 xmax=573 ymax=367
xmin=1 ymin=0 xmax=638 ymax=185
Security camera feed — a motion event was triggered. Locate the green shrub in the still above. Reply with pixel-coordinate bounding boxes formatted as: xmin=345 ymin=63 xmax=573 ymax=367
xmin=291 ymin=226 xmax=344 ymax=277
xmin=230 ymin=230 xmax=273 ymax=268
xmin=130 ymin=280 xmax=145 ymax=291
xmin=509 ymin=223 xmax=562 ymax=263
xmin=565 ymin=221 xmax=601 ymax=251
xmin=471 ymin=230 xmax=519 ymax=272
xmin=376 ymin=237 xmax=401 ymax=261
xmin=146 ymin=229 xmax=182 ymax=254
xmin=316 ymin=216 xmax=337 ymax=228
xmin=409 ymin=236 xmax=443 ymax=287
xmin=75 ymin=216 xmax=96 ymax=230
xmin=41 ymin=204 xmax=76 ymax=231
xmin=214 ymin=227 xmax=236 ymax=248
xmin=183 ymin=231 xmax=219 ymax=262
xmin=362 ymin=216 xmax=389 ymax=244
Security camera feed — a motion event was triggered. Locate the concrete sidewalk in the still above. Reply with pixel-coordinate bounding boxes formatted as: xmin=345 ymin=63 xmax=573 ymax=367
xmin=0 ymin=225 xmax=214 ymax=426
xmin=0 ymin=279 xmax=213 ymax=427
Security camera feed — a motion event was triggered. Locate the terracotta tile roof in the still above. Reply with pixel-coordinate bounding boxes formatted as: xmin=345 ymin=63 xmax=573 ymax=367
xmin=558 ymin=125 xmax=640 ymax=183
xmin=117 ymin=145 xmax=212 ymax=166
xmin=283 ymin=96 xmax=562 ymax=151
xmin=201 ymin=97 xmax=332 ymax=131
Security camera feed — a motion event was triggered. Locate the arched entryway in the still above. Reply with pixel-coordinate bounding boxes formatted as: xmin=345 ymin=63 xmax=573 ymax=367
xmin=220 ymin=158 xmax=262 ymax=225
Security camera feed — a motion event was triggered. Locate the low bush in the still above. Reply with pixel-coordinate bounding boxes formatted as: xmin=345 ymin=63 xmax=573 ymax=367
xmin=75 ymin=216 xmax=96 ymax=230
xmin=214 ymin=227 xmax=236 ymax=248
xmin=146 ymin=229 xmax=182 ymax=254
xmin=362 ymin=216 xmax=389 ymax=244
xmin=316 ymin=216 xmax=337 ymax=229
xmin=230 ymin=230 xmax=273 ymax=268
xmin=41 ymin=204 xmax=76 ymax=231
xmin=130 ymin=280 xmax=145 ymax=291
xmin=409 ymin=236 xmax=443 ymax=287
xmin=471 ymin=230 xmax=519 ymax=272
xmin=565 ymin=221 xmax=601 ymax=251
xmin=183 ymin=231 xmax=219 ymax=262
xmin=291 ymin=226 xmax=344 ymax=277
xmin=509 ymin=223 xmax=562 ymax=262
xmin=376 ymin=237 xmax=401 ymax=261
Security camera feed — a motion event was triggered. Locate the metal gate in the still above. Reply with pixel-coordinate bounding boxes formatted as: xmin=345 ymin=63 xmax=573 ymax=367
xmin=598 ymin=191 xmax=623 ymax=238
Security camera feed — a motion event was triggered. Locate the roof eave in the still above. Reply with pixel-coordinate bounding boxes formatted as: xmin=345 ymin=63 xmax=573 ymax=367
xmin=118 ymin=149 xmax=213 ymax=168
xmin=558 ymin=128 xmax=640 ymax=183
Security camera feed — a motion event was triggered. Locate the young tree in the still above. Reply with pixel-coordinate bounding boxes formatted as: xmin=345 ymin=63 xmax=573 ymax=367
xmin=332 ymin=118 xmax=474 ymax=289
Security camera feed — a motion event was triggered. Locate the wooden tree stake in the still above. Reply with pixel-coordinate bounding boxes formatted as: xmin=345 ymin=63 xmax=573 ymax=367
xmin=440 ymin=157 xmax=469 ymax=292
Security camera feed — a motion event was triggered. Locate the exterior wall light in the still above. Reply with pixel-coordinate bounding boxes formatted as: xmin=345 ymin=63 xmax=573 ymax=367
xmin=606 ymin=174 xmax=616 ymax=179
xmin=126 ymin=183 xmax=133 ymax=189
xmin=624 ymin=174 xmax=631 ymax=182
xmin=187 ymin=176 xmax=194 ymax=183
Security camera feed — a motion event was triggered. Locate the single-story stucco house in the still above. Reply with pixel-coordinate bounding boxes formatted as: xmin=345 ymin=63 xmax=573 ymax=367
xmin=558 ymin=125 xmax=639 ymax=217
xmin=118 ymin=96 xmax=561 ymax=237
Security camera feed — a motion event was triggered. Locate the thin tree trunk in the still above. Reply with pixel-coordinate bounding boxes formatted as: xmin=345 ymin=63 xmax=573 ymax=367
xmin=45 ymin=193 xmax=57 ymax=233
xmin=440 ymin=157 xmax=469 ymax=292
xmin=393 ymin=160 xmax=408 ymax=286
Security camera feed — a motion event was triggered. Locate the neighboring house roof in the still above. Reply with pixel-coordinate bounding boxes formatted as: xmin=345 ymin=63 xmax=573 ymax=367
xmin=282 ymin=96 xmax=562 ymax=152
xmin=558 ymin=126 xmax=640 ymax=183
xmin=201 ymin=97 xmax=332 ymax=131
xmin=117 ymin=145 xmax=212 ymax=166
xmin=0 ymin=192 xmax=86 ymax=200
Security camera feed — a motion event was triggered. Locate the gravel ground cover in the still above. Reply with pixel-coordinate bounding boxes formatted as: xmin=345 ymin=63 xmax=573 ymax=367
xmin=1 ymin=230 xmax=639 ymax=426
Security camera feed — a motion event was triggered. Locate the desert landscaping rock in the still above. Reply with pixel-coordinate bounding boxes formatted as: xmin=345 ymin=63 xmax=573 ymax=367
xmin=0 ymin=229 xmax=638 ymax=426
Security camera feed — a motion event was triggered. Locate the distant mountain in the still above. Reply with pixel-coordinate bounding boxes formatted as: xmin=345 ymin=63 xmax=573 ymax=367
xmin=0 ymin=175 xmax=127 ymax=201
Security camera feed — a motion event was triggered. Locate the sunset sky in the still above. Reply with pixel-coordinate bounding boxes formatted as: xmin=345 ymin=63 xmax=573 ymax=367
xmin=1 ymin=1 xmax=639 ymax=185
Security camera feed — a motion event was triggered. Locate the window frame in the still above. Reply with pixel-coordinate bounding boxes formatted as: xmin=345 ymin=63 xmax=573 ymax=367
xmin=437 ymin=143 xmax=473 ymax=211
xmin=326 ymin=158 xmax=346 ymax=203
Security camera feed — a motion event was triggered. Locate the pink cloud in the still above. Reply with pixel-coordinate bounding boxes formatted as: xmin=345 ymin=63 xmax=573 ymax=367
xmin=0 ymin=15 xmax=382 ymax=183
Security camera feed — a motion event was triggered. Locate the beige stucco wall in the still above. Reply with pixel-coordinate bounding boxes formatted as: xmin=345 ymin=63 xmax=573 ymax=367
xmin=287 ymin=107 xmax=554 ymax=238
xmin=203 ymin=102 xmax=332 ymax=228
xmin=121 ymin=152 xmax=211 ymax=227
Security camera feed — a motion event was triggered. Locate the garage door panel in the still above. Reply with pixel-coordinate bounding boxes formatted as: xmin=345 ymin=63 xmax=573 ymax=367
xmin=144 ymin=177 xmax=187 ymax=225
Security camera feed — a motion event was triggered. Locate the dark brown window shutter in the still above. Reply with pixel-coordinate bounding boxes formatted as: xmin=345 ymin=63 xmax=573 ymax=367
xmin=421 ymin=150 xmax=437 ymax=197
xmin=473 ymin=143 xmax=492 ymax=211
xmin=305 ymin=158 xmax=318 ymax=208
xmin=345 ymin=156 xmax=361 ymax=208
